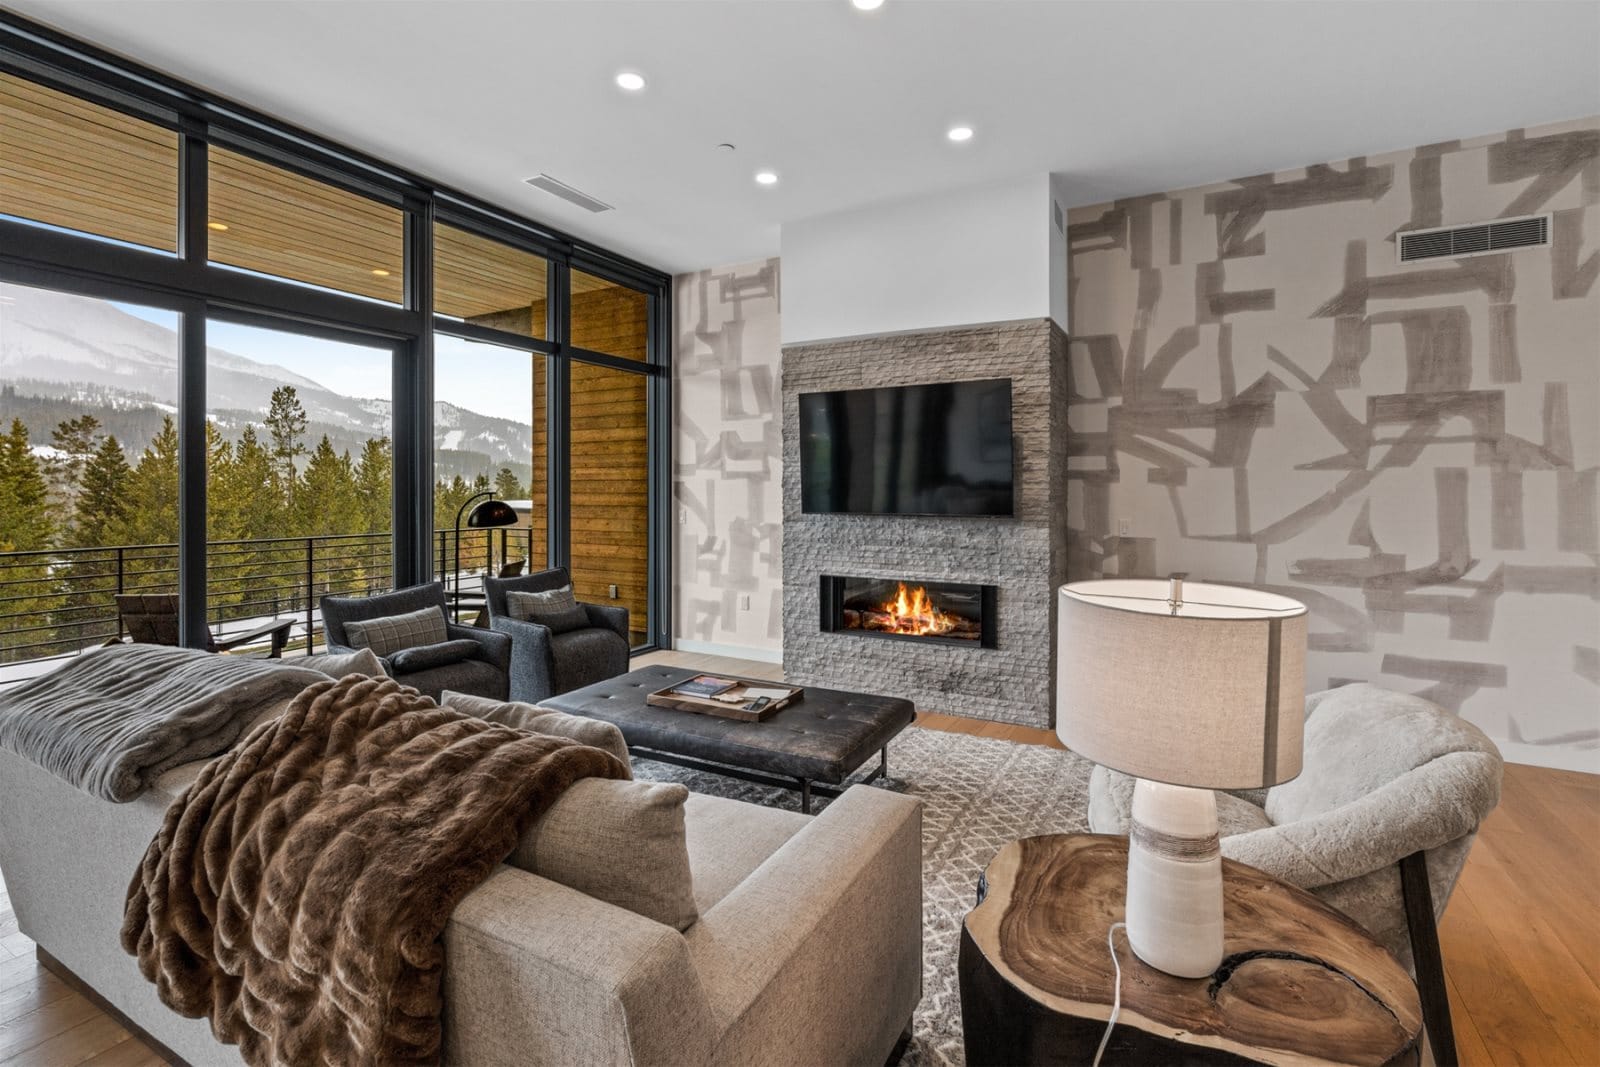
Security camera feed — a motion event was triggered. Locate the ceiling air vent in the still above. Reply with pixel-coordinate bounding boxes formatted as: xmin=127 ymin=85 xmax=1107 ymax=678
xmin=523 ymin=174 xmax=614 ymax=214
xmin=1397 ymin=214 xmax=1549 ymax=263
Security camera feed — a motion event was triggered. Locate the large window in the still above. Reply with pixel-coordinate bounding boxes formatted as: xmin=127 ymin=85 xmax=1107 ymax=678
xmin=0 ymin=32 xmax=670 ymax=676
xmin=433 ymin=333 xmax=547 ymax=602
xmin=0 ymin=71 xmax=179 ymax=252
xmin=0 ymin=280 xmax=179 ymax=682
xmin=206 ymin=320 xmax=395 ymax=649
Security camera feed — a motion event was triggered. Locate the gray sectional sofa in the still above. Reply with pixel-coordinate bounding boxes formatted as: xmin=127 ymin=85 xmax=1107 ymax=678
xmin=0 ymin=673 xmax=923 ymax=1066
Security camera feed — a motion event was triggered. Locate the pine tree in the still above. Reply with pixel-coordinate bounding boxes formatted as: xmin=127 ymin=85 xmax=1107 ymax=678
xmin=47 ymin=413 xmax=102 ymax=518
xmin=71 ymin=435 xmax=132 ymax=548
xmin=0 ymin=419 xmax=54 ymax=552
xmin=355 ymin=436 xmax=392 ymax=535
xmin=494 ymin=466 xmax=524 ymax=501
xmin=121 ymin=416 xmax=180 ymax=548
xmin=264 ymin=385 xmax=308 ymax=497
xmin=296 ymin=435 xmax=360 ymax=538
xmin=227 ymin=426 xmax=280 ymax=541
xmin=0 ymin=420 xmax=61 ymax=663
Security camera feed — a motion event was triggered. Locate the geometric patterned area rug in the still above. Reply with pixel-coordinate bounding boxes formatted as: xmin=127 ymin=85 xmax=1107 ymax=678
xmin=633 ymin=725 xmax=1095 ymax=1067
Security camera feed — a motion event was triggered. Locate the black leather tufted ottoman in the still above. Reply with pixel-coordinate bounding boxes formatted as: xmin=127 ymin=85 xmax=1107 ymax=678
xmin=540 ymin=664 xmax=915 ymax=812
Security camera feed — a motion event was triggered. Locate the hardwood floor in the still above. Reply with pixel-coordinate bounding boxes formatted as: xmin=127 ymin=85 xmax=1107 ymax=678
xmin=0 ymin=649 xmax=1593 ymax=1066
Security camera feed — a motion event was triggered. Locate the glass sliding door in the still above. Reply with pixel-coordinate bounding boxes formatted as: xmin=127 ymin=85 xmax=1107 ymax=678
xmin=205 ymin=318 xmax=394 ymax=652
xmin=0 ymin=280 xmax=180 ymax=681
xmin=568 ymin=360 xmax=650 ymax=647
xmin=433 ymin=333 xmax=547 ymax=607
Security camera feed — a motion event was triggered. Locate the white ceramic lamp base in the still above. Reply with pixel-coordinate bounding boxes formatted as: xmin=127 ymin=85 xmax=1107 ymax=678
xmin=1125 ymin=778 xmax=1224 ymax=979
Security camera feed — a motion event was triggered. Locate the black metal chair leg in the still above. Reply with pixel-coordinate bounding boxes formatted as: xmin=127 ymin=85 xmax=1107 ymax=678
xmin=1400 ymin=850 xmax=1458 ymax=1067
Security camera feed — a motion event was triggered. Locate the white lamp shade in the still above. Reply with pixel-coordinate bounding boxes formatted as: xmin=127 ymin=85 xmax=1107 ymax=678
xmin=1056 ymin=579 xmax=1308 ymax=790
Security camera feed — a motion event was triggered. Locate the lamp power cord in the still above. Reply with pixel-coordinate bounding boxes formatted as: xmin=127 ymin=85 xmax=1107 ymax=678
xmin=1092 ymin=922 xmax=1128 ymax=1067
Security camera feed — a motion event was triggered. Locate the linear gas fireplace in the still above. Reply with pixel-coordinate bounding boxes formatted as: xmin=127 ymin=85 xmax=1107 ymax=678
xmin=819 ymin=575 xmax=997 ymax=648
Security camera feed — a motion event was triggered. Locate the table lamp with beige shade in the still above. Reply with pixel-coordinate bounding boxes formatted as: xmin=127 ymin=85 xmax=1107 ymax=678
xmin=1056 ymin=577 xmax=1309 ymax=978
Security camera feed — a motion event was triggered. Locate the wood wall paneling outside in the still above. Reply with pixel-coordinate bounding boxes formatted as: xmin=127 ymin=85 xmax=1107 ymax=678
xmin=207 ymin=146 xmax=404 ymax=304
xmin=0 ymin=72 xmax=178 ymax=253
xmin=570 ymin=360 xmax=648 ymax=644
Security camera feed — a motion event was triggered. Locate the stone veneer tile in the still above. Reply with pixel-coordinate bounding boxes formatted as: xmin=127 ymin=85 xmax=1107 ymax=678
xmin=781 ymin=318 xmax=1069 ymax=728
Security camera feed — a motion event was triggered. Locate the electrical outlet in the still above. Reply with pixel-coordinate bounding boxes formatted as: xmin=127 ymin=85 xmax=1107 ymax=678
xmin=608 ymin=584 xmax=619 ymax=599
xmin=739 ymin=593 xmax=752 ymax=611
xmin=1117 ymin=518 xmax=1131 ymax=537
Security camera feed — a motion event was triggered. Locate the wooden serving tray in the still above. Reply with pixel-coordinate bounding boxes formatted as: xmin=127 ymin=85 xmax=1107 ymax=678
xmin=645 ymin=676 xmax=804 ymax=722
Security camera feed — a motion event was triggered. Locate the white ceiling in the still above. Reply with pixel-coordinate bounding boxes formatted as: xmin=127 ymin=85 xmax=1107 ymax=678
xmin=7 ymin=0 xmax=1599 ymax=275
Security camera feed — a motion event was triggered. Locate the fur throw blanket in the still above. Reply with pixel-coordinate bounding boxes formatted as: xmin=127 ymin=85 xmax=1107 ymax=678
xmin=121 ymin=674 xmax=628 ymax=1065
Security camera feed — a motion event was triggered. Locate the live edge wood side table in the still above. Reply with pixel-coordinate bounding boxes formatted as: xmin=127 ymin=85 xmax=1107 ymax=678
xmin=959 ymin=834 xmax=1423 ymax=1067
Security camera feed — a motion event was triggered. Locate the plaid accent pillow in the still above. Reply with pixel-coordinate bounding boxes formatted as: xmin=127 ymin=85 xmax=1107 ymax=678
xmin=506 ymin=586 xmax=591 ymax=634
xmin=342 ymin=605 xmax=448 ymax=657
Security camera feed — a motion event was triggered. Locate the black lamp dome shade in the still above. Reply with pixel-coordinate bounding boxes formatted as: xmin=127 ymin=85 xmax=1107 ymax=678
xmin=465 ymin=499 xmax=519 ymax=528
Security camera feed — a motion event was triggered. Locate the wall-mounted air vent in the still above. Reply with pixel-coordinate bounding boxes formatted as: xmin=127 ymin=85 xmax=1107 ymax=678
xmin=1397 ymin=214 xmax=1549 ymax=263
xmin=523 ymin=174 xmax=614 ymax=213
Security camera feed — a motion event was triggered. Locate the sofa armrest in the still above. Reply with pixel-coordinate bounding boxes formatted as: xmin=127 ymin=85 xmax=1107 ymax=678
xmin=447 ymin=621 xmax=512 ymax=672
xmin=582 ymin=603 xmax=630 ymax=644
xmin=490 ymin=616 xmax=556 ymax=703
xmin=685 ymin=786 xmax=923 ymax=1067
xmin=445 ymin=865 xmax=716 ymax=1067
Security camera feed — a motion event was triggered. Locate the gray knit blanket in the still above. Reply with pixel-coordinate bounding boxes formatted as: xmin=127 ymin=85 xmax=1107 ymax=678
xmin=0 ymin=645 xmax=325 ymax=802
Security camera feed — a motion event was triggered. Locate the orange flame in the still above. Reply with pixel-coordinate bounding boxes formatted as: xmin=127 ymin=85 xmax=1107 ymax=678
xmin=878 ymin=582 xmax=960 ymax=636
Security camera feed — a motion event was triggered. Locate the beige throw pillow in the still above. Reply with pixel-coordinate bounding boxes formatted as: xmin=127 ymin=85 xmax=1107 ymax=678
xmin=301 ymin=647 xmax=389 ymax=679
xmin=440 ymin=690 xmax=630 ymax=770
xmin=508 ymin=777 xmax=699 ymax=931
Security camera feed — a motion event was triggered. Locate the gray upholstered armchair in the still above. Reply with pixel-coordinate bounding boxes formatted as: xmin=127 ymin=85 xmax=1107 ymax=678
xmin=319 ymin=582 xmax=510 ymax=701
xmin=1087 ymin=682 xmax=1502 ymax=1063
xmin=485 ymin=567 xmax=630 ymax=703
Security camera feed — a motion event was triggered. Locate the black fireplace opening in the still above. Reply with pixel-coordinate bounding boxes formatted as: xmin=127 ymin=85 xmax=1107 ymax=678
xmin=820 ymin=575 xmax=997 ymax=648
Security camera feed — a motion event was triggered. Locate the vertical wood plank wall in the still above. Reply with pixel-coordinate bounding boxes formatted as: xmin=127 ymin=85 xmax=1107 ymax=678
xmin=568 ymin=285 xmax=649 ymax=645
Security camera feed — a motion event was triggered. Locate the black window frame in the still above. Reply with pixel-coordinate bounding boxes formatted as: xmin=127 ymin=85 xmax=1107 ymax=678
xmin=0 ymin=12 xmax=673 ymax=653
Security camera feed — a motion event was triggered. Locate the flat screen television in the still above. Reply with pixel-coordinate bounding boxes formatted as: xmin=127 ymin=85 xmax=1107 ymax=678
xmin=799 ymin=378 xmax=1014 ymax=516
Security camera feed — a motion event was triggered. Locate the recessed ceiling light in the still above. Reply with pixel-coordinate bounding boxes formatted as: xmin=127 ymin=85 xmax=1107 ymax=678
xmin=851 ymin=0 xmax=885 ymax=10
xmin=755 ymin=170 xmax=779 ymax=186
xmin=947 ymin=126 xmax=974 ymax=143
xmin=207 ymin=221 xmax=229 ymax=231
xmin=615 ymin=71 xmax=646 ymax=92
xmin=371 ymin=269 xmax=392 ymax=277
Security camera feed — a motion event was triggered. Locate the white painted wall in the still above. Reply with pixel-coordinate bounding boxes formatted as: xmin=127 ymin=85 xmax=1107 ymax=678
xmin=780 ymin=173 xmax=1061 ymax=344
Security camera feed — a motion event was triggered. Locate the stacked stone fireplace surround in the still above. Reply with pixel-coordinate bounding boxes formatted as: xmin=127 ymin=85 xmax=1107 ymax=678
xmin=781 ymin=318 xmax=1069 ymax=729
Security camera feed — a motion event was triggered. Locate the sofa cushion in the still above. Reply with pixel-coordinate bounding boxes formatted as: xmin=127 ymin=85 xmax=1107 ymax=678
xmin=507 ymin=777 xmax=697 ymax=930
xmin=301 ymin=647 xmax=388 ymax=679
xmin=341 ymin=605 xmax=447 ymax=657
xmin=683 ymin=792 xmax=810 ymax=914
xmin=386 ymin=639 xmax=480 ymax=674
xmin=507 ymin=586 xmax=591 ymax=634
xmin=440 ymin=690 xmax=630 ymax=768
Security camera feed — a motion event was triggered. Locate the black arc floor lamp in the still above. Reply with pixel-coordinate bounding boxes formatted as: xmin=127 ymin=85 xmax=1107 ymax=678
xmin=453 ymin=491 xmax=519 ymax=606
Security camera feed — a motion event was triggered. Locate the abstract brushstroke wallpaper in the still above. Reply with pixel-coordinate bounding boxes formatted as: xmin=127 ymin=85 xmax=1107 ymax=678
xmin=1066 ymin=116 xmax=1600 ymax=771
xmin=672 ymin=258 xmax=784 ymax=655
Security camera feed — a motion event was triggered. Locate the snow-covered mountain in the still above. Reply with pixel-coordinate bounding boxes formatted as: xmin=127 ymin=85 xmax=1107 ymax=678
xmin=0 ymin=283 xmax=536 ymax=480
